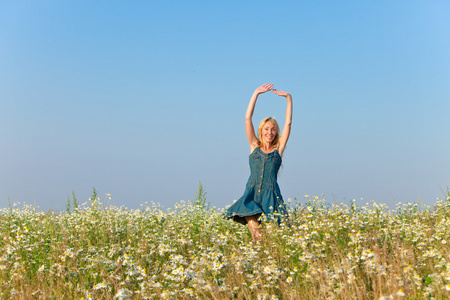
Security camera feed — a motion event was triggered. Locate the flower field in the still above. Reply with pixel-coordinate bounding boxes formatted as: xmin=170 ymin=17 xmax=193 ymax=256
xmin=1 ymin=191 xmax=450 ymax=299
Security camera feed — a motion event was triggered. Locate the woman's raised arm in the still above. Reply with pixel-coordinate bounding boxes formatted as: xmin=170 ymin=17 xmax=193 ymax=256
xmin=272 ymin=89 xmax=292 ymax=156
xmin=245 ymin=83 xmax=274 ymax=151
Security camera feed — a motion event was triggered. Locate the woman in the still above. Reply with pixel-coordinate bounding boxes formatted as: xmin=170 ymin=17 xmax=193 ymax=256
xmin=226 ymin=83 xmax=293 ymax=242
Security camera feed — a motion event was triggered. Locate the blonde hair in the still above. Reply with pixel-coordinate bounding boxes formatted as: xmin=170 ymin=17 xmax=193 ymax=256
xmin=257 ymin=117 xmax=280 ymax=149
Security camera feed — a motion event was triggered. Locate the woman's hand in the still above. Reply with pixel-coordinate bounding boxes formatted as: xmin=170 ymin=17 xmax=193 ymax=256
xmin=272 ymin=89 xmax=291 ymax=98
xmin=255 ymin=83 xmax=274 ymax=95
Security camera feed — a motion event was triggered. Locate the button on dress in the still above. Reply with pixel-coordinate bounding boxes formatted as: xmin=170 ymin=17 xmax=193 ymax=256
xmin=226 ymin=147 xmax=288 ymax=225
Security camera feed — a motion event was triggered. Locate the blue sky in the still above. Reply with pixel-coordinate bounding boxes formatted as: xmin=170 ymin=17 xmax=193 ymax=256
xmin=1 ymin=1 xmax=449 ymax=211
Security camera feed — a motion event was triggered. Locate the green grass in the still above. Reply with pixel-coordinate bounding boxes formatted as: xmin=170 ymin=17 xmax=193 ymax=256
xmin=1 ymin=190 xmax=450 ymax=299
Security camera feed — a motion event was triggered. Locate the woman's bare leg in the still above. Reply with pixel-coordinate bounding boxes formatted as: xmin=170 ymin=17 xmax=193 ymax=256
xmin=245 ymin=215 xmax=262 ymax=243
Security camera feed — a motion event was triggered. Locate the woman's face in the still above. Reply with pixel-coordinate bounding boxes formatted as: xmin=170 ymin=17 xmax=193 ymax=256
xmin=262 ymin=121 xmax=277 ymax=145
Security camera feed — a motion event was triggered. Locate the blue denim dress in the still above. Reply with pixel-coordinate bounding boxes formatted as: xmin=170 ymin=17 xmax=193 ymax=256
xmin=226 ymin=147 xmax=288 ymax=225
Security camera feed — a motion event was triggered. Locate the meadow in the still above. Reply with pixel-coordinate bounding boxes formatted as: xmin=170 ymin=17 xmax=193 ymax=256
xmin=1 ymin=188 xmax=450 ymax=300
